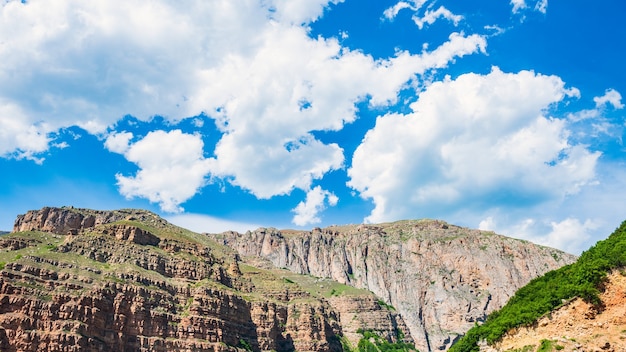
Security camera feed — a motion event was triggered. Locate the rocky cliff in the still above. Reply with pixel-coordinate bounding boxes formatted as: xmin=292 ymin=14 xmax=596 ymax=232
xmin=0 ymin=207 xmax=414 ymax=352
xmin=213 ymin=221 xmax=577 ymax=351
xmin=12 ymin=206 xmax=169 ymax=234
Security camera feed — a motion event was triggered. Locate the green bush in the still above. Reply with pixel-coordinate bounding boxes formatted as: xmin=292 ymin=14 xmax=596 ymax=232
xmin=450 ymin=220 xmax=626 ymax=352
xmin=376 ymin=299 xmax=396 ymax=311
xmin=354 ymin=329 xmax=417 ymax=351
xmin=238 ymin=338 xmax=252 ymax=351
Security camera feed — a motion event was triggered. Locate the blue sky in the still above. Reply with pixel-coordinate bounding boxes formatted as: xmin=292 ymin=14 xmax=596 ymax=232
xmin=1 ymin=0 xmax=625 ymax=254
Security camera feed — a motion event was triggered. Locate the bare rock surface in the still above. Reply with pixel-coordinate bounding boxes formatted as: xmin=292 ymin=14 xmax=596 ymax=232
xmin=214 ymin=220 xmax=577 ymax=351
xmin=13 ymin=206 xmax=169 ymax=235
xmin=0 ymin=207 xmax=415 ymax=352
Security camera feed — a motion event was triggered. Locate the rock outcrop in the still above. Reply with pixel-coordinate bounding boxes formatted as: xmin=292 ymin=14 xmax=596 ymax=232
xmin=0 ymin=207 xmax=414 ymax=352
xmin=101 ymin=224 xmax=161 ymax=246
xmin=13 ymin=206 xmax=170 ymax=235
xmin=328 ymin=295 xmax=413 ymax=347
xmin=214 ymin=220 xmax=577 ymax=351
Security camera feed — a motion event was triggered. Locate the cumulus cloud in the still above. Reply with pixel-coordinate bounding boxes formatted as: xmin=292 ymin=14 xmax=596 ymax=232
xmin=292 ymin=186 xmax=339 ymax=226
xmin=269 ymin=0 xmax=345 ymax=24
xmin=475 ymin=159 xmax=626 ymax=254
xmin=478 ymin=217 xmax=496 ymax=232
xmin=480 ymin=215 xmax=597 ymax=254
xmin=540 ymin=218 xmax=596 ymax=254
xmin=0 ymin=100 xmax=51 ymax=163
xmin=1 ymin=0 xmax=342 ymax=156
xmin=0 ymin=0 xmax=214 ymax=154
xmin=1 ymin=0 xmax=488 ymax=213
xmin=104 ymin=131 xmax=133 ymax=154
xmin=198 ymin=26 xmax=486 ymax=199
xmin=348 ymin=67 xmax=599 ymax=224
xmin=114 ymin=130 xmax=212 ymax=213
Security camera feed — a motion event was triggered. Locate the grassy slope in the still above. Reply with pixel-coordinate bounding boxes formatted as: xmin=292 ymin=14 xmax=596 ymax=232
xmin=450 ymin=220 xmax=626 ymax=352
xmin=0 ymin=219 xmax=364 ymax=302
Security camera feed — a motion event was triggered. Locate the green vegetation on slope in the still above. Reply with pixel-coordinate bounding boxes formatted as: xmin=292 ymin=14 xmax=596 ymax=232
xmin=349 ymin=329 xmax=417 ymax=352
xmin=450 ymin=220 xmax=626 ymax=352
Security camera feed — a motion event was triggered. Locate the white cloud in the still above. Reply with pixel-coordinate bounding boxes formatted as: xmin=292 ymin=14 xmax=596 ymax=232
xmin=541 ymin=218 xmax=596 ymax=254
xmin=269 ymin=0 xmax=345 ymax=24
xmin=199 ymin=27 xmax=486 ymax=199
xmin=475 ymin=160 xmax=626 ymax=254
xmin=383 ymin=2 xmax=462 ymax=29
xmin=104 ymin=131 xmax=133 ymax=154
xmin=480 ymin=215 xmax=596 ymax=254
xmin=382 ymin=1 xmax=426 ymax=20
xmin=0 ymin=100 xmax=51 ymax=163
xmin=567 ymin=109 xmax=599 ymax=122
xmin=192 ymin=118 xmax=204 ymax=128
xmin=1 ymin=0 xmax=487 ymax=208
xmin=484 ymin=25 xmax=507 ymax=36
xmin=115 ymin=130 xmax=212 ymax=213
xmin=478 ymin=216 xmax=497 ymax=231
xmin=511 ymin=0 xmax=548 ymax=15
xmin=165 ymin=213 xmax=260 ymax=234
xmin=594 ymin=88 xmax=624 ymax=109
xmin=1 ymin=0 xmax=329 ymax=157
xmin=510 ymin=0 xmax=527 ymax=13
xmin=348 ymin=67 xmax=599 ymax=224
xmin=292 ymin=186 xmax=339 ymax=226
xmin=412 ymin=6 xmax=462 ymax=29
xmin=567 ymin=88 xmax=624 ymax=140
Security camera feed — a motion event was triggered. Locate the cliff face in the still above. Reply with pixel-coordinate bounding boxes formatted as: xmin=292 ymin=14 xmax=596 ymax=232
xmin=0 ymin=207 xmax=414 ymax=352
xmin=12 ymin=207 xmax=169 ymax=235
xmin=214 ymin=220 xmax=577 ymax=351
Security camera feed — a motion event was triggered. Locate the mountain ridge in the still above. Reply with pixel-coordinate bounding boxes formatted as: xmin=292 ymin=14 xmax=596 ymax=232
xmin=0 ymin=206 xmax=576 ymax=351
xmin=212 ymin=220 xmax=576 ymax=351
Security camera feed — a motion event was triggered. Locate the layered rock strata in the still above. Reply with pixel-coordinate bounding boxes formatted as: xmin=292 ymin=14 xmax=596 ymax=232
xmin=0 ymin=207 xmax=414 ymax=352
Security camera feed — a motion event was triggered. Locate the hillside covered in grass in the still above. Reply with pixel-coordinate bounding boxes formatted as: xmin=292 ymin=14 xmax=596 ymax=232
xmin=450 ymin=220 xmax=626 ymax=352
